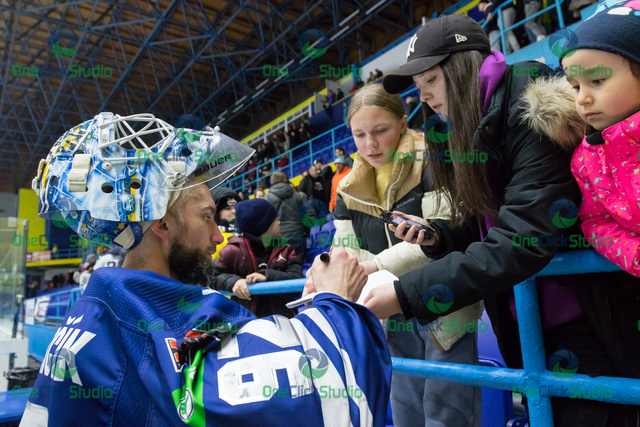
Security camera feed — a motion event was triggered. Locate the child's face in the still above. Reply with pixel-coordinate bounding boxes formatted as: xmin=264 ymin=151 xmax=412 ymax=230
xmin=563 ymin=49 xmax=640 ymax=131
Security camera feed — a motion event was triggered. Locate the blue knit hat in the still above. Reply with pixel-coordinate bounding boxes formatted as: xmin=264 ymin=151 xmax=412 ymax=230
xmin=235 ymin=199 xmax=278 ymax=237
xmin=559 ymin=1 xmax=640 ymax=67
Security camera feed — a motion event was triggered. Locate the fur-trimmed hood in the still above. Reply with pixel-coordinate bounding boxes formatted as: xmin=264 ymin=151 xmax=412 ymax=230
xmin=519 ymin=75 xmax=587 ymax=153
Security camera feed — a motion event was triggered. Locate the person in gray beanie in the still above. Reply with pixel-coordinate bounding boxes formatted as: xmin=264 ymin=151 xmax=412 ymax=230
xmin=212 ymin=198 xmax=303 ymax=318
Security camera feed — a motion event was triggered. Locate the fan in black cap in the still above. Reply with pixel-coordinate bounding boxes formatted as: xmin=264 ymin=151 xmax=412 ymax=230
xmin=383 ymin=15 xmax=491 ymax=94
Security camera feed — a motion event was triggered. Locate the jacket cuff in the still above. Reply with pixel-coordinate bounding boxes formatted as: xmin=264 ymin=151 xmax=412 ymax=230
xmin=394 ymin=279 xmax=414 ymax=319
xmin=421 ymin=220 xmax=451 ymax=259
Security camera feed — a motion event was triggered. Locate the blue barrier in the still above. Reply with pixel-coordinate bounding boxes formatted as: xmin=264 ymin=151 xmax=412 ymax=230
xmin=220 ymin=249 xmax=640 ymax=425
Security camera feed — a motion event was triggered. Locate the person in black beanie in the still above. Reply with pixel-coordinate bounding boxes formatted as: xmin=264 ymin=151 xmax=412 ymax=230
xmin=212 ymin=198 xmax=303 ymax=318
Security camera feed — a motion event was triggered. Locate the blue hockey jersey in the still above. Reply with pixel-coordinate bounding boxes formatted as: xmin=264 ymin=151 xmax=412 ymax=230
xmin=21 ymin=267 xmax=391 ymax=426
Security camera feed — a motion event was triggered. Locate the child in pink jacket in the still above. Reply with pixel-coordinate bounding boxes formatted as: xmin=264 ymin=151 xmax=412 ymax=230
xmin=560 ymin=0 xmax=640 ymax=276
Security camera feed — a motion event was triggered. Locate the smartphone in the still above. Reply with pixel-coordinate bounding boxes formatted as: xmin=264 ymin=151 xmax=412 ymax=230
xmin=379 ymin=210 xmax=435 ymax=240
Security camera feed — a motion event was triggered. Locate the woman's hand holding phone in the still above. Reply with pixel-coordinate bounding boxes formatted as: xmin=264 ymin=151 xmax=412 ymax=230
xmin=388 ymin=211 xmax=439 ymax=246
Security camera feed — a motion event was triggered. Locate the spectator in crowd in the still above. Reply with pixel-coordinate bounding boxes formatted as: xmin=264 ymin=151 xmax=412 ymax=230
xmin=404 ymin=95 xmax=423 ymax=130
xmin=478 ymin=0 xmax=520 ymax=54
xmin=337 ymin=88 xmax=345 ymax=101
xmin=350 ymin=77 xmax=365 ymax=93
xmin=264 ymin=137 xmax=276 ymax=159
xmin=523 ymin=0 xmax=547 ymax=42
xmin=276 ymin=152 xmax=290 ymax=169
xmin=255 ymin=143 xmax=266 ymax=163
xmin=334 ymin=147 xmax=354 ymax=168
xmin=288 ymin=125 xmax=301 ymax=147
xmin=299 ymin=164 xmax=330 ymax=206
xmin=254 ymin=189 xmax=265 ymax=198
xmin=314 ymin=159 xmax=334 ymax=182
xmin=78 ymin=266 xmax=93 ymax=293
xmin=237 ymin=190 xmax=245 ymax=200
xmin=329 ymin=157 xmax=352 ymax=212
xmin=212 ymin=199 xmax=303 ymax=318
xmin=334 ymin=83 xmax=481 ymax=427
xmin=367 ymin=71 xmax=376 ymax=84
xmin=94 ymin=246 xmax=126 ymax=270
xmin=211 ymin=186 xmax=239 ymax=230
xmin=300 ymin=121 xmax=313 ymax=142
xmin=264 ymin=171 xmax=307 ymax=256
xmin=373 ymin=13 xmax=640 ymax=425
xmin=375 ymin=68 xmax=383 ymax=79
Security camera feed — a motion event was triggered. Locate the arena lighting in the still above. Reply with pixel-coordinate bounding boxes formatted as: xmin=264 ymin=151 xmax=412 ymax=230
xmin=235 ymin=95 xmax=247 ymax=105
xmin=330 ymin=26 xmax=350 ymax=42
xmin=232 ymin=104 xmax=244 ymax=113
xmin=218 ymin=110 xmax=228 ymax=118
xmin=283 ymin=59 xmax=295 ymax=68
xmin=252 ymin=88 xmax=265 ymax=99
xmin=256 ymin=80 xmax=269 ymax=90
xmin=339 ymin=10 xmax=360 ymax=27
xmin=274 ymin=73 xmax=287 ymax=83
xmin=366 ymin=0 xmax=388 ymax=15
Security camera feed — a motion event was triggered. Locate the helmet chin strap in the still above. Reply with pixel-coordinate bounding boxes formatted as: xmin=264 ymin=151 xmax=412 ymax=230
xmin=113 ymin=221 xmax=154 ymax=250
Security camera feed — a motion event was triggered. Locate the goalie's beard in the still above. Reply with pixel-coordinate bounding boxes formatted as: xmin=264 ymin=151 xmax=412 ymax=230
xmin=168 ymin=241 xmax=215 ymax=287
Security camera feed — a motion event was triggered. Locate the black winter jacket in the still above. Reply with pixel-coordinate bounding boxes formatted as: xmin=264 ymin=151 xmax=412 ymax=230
xmin=395 ymin=62 xmax=640 ymax=379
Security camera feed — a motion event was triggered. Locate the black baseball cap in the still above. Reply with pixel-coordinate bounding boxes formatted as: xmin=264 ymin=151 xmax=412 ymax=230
xmin=383 ymin=15 xmax=491 ymax=94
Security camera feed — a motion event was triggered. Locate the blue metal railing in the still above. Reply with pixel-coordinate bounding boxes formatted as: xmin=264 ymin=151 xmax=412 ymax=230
xmin=217 ymin=250 xmax=640 ymax=425
xmin=482 ymin=0 xmax=567 ymax=55
xmin=39 ymin=287 xmax=83 ymax=327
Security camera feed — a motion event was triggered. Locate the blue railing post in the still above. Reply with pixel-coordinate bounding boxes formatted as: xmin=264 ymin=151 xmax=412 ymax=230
xmin=513 ymin=277 xmax=554 ymax=425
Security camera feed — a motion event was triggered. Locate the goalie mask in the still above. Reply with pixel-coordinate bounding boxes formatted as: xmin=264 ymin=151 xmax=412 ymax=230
xmin=32 ymin=112 xmax=254 ymax=249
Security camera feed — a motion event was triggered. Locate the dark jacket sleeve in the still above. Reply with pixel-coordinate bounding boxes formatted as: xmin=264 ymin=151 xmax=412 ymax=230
xmin=333 ymin=195 xmax=352 ymax=221
xmin=396 ymin=123 xmax=581 ymax=322
xmin=263 ymin=251 xmax=304 ymax=282
xmin=212 ymin=258 xmax=243 ymax=293
xmin=299 ymin=177 xmax=312 ymax=199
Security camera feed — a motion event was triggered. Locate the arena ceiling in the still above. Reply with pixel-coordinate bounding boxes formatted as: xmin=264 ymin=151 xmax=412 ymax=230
xmin=0 ymin=0 xmax=452 ymax=193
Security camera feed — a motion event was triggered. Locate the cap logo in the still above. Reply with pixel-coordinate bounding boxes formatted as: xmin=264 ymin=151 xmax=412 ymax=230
xmin=407 ymin=34 xmax=418 ymax=58
xmin=455 ymin=34 xmax=467 ymax=43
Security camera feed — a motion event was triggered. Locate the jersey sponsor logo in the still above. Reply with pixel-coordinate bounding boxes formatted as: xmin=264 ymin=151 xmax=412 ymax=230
xmin=177 ymin=388 xmax=194 ymax=421
xmin=40 ymin=315 xmax=95 ymax=386
xmin=166 ymin=338 xmax=183 ymax=372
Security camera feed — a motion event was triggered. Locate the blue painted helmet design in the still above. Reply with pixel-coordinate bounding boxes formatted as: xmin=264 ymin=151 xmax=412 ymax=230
xmin=32 ymin=112 xmax=254 ymax=249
